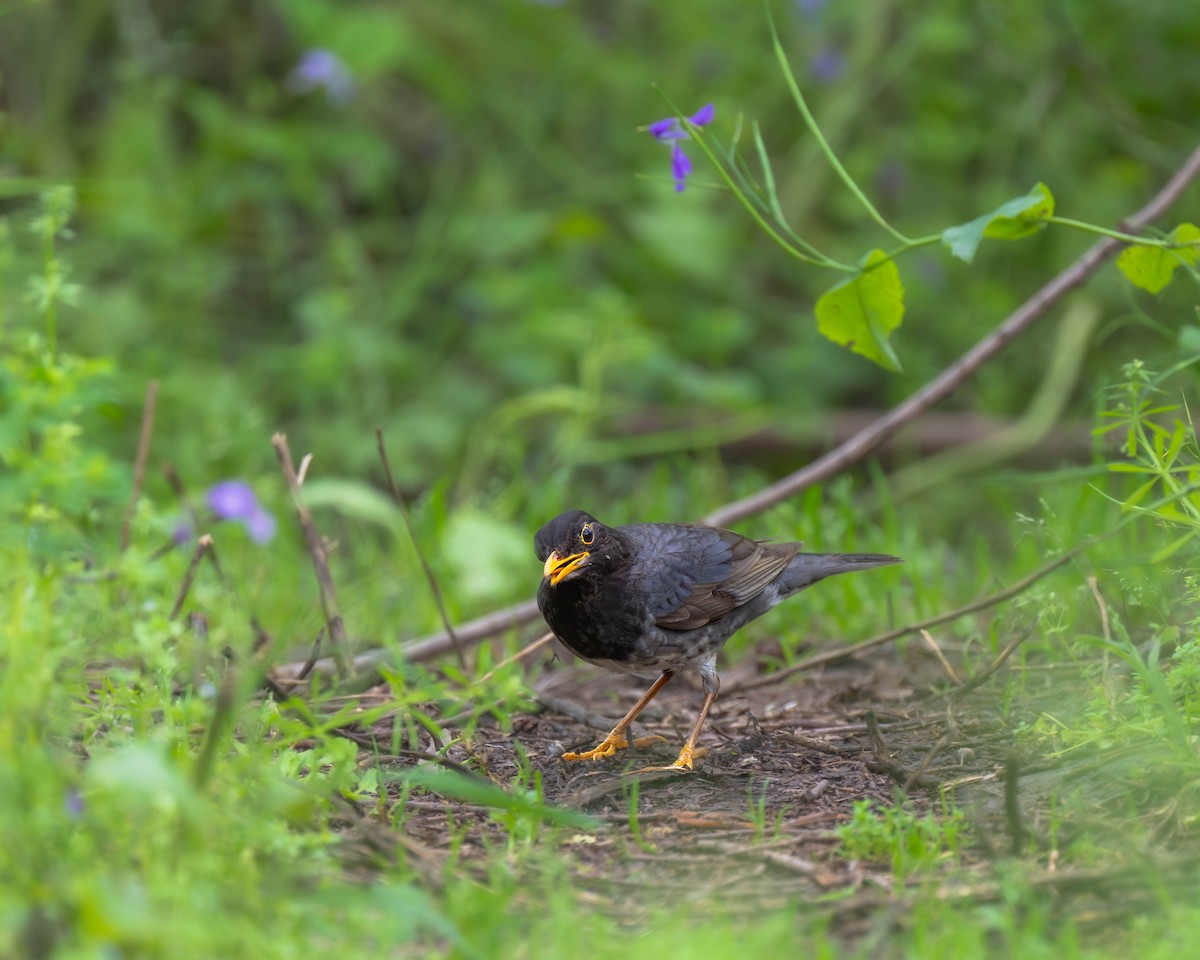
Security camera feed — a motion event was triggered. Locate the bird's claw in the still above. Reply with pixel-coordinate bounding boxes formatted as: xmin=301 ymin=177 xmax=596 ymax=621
xmin=562 ymin=732 xmax=629 ymax=761
xmin=562 ymin=731 xmax=671 ymax=762
xmin=624 ymin=744 xmax=708 ymax=775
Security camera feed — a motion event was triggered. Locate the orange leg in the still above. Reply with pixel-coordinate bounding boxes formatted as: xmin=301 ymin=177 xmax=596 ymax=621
xmin=627 ymin=664 xmax=721 ymax=774
xmin=562 ymin=670 xmax=675 ymax=761
xmin=667 ymin=689 xmax=718 ymax=769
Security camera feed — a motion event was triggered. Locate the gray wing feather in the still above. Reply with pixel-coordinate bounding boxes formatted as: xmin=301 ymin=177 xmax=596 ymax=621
xmin=626 ymin=524 xmax=799 ymax=631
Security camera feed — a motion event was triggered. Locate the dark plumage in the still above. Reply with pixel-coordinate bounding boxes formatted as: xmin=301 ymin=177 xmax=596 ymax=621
xmin=535 ymin=509 xmax=901 ymax=770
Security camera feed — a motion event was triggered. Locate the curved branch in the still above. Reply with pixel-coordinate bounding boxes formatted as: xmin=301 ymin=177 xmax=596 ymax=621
xmin=277 ymin=141 xmax=1200 ymax=686
xmin=704 ymin=141 xmax=1200 ymax=528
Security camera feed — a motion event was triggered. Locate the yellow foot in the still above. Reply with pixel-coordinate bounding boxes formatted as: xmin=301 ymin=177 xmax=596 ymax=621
xmin=625 ymin=745 xmax=709 ymax=775
xmin=562 ymin=732 xmax=629 ymax=761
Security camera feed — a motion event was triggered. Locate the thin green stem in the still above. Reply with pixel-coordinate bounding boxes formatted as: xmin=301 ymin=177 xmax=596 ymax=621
xmin=768 ymin=10 xmax=910 ymax=245
xmin=1046 ymin=216 xmax=1168 ymax=246
xmin=684 ymin=124 xmax=854 ymax=271
xmin=882 ymin=234 xmax=943 ymax=262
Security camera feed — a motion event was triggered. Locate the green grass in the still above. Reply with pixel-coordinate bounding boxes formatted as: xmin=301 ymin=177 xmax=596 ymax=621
xmin=5 ymin=355 xmax=1200 ymax=956
xmin=5 ymin=3 xmax=1200 ymax=953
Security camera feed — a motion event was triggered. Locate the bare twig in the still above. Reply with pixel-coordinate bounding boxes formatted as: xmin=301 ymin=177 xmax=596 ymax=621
xmin=1087 ymin=575 xmax=1112 ymax=645
xmin=376 ymin=427 xmax=465 ymax=670
xmin=865 ymin=710 xmax=890 ymax=758
xmin=537 ymin=693 xmax=640 ymax=735
xmin=920 ymin=629 xmax=961 ymax=684
xmin=476 ymin=631 xmax=555 ymax=686
xmin=946 ymin=625 xmax=1035 ymax=700
xmin=297 ymin=626 xmax=326 ymax=682
xmin=274 ymin=598 xmax=543 ymax=682
xmin=272 ymin=433 xmax=355 ymax=680
xmin=703 ymin=141 xmax=1200 ymax=528
xmin=170 ymin=534 xmax=212 ymax=620
xmin=272 ymin=145 xmax=1200 ymax=685
xmin=733 ymin=545 xmax=1087 ymax=693
xmin=120 ymin=379 xmax=159 ymax=552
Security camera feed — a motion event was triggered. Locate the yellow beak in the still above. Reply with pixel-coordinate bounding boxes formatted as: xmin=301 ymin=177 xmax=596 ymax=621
xmin=543 ymin=550 xmax=590 ymax=586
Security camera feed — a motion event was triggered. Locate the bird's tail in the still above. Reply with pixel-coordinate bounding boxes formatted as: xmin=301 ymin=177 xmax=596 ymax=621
xmin=781 ymin=552 xmax=902 ymax=593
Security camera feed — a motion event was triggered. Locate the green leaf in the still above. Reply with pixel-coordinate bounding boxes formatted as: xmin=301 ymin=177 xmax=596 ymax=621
xmin=1106 ymin=463 xmax=1154 ymax=474
xmin=1116 ymin=223 xmax=1200 ymax=294
xmin=405 ymin=767 xmax=599 ymax=829
xmin=301 ymin=479 xmax=404 ymax=532
xmin=941 ymin=183 xmax=1056 ymax=263
xmin=814 ymin=249 xmax=905 ymax=372
xmin=1122 ymin=478 xmax=1159 ymax=511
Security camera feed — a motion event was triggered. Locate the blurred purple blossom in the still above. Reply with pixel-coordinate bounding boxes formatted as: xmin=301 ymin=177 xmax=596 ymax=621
xmin=65 ymin=788 xmax=84 ymax=820
xmin=810 ymin=48 xmax=845 ymax=84
xmin=287 ymin=49 xmax=355 ymax=105
xmin=796 ymin=0 xmax=828 ymax=17
xmin=207 ymin=481 xmax=277 ymax=544
xmin=645 ymin=103 xmax=715 ymax=192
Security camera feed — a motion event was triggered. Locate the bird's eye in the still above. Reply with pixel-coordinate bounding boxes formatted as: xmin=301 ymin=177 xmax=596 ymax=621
xmin=580 ymin=523 xmax=595 ymax=546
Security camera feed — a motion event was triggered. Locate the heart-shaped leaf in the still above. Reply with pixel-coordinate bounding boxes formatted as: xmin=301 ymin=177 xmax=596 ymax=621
xmin=1116 ymin=223 xmax=1200 ymax=294
xmin=815 ymin=249 xmax=905 ymax=372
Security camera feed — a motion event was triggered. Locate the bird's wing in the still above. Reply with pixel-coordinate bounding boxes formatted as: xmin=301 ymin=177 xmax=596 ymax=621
xmin=626 ymin=524 xmax=798 ymax=632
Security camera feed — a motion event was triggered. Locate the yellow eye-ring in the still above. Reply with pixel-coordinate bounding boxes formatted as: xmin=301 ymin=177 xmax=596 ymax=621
xmin=580 ymin=523 xmax=595 ymax=545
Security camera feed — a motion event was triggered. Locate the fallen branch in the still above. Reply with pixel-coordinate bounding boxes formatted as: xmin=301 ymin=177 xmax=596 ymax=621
xmin=704 ymin=140 xmax=1200 ymax=528
xmin=272 ymin=598 xmax=543 ymax=683
xmin=273 ymin=143 xmax=1200 ymax=688
xmin=732 ymin=543 xmax=1088 ymax=693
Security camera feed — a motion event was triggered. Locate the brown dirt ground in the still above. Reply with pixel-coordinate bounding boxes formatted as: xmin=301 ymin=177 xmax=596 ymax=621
xmin=324 ymin=636 xmax=1199 ymax=942
xmin=330 ymin=641 xmax=1029 ymax=913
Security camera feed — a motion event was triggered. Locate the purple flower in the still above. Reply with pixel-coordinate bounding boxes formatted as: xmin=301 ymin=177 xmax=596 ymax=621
xmin=810 ymin=48 xmax=845 ymax=84
xmin=286 ymin=49 xmax=355 ymax=105
xmin=645 ymin=103 xmax=715 ymax=192
xmin=207 ymin=481 xmax=277 ymax=544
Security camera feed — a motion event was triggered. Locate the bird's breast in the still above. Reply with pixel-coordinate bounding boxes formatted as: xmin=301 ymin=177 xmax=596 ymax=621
xmin=537 ymin=577 xmax=652 ymax=665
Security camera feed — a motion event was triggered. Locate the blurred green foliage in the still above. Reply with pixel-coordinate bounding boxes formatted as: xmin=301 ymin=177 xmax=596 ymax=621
xmin=3 ymin=3 xmax=1200 ymax=956
xmin=2 ymin=0 xmax=1198 ymax=506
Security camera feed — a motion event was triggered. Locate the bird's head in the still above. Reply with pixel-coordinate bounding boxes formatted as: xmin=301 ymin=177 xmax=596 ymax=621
xmin=535 ymin=509 xmax=611 ymax=587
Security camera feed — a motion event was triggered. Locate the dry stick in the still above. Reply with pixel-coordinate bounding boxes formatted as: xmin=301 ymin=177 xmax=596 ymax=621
xmin=920 ymin=628 xmax=961 ymax=684
xmin=170 ymin=534 xmax=212 ymax=620
xmin=297 ymin=626 xmax=326 ymax=682
xmin=120 ymin=379 xmax=159 ymax=552
xmin=1087 ymin=574 xmax=1112 ymax=645
xmin=274 ymin=598 xmax=543 ymax=681
xmin=375 ymin=427 xmax=466 ymax=670
xmin=945 ymin=625 xmax=1035 ymax=701
xmin=704 ymin=141 xmax=1200 ymax=529
xmin=732 ymin=545 xmax=1087 ymax=693
xmin=277 ymin=142 xmax=1200 ymax=685
xmin=902 ymin=734 xmax=949 ymax=794
xmin=476 ymin=630 xmax=555 ymax=686
xmin=272 ymin=432 xmax=355 ymax=680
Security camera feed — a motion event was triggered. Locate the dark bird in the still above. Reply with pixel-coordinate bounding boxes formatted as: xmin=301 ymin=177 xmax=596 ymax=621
xmin=535 ymin=509 xmax=901 ymax=770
